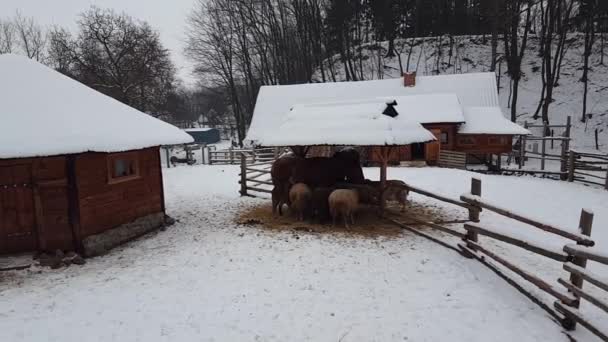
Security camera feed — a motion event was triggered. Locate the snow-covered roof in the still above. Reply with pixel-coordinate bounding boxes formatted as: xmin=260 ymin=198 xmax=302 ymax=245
xmin=246 ymin=72 xmax=498 ymax=144
xmin=258 ymin=99 xmax=436 ymax=147
xmin=459 ymin=107 xmax=531 ymax=135
xmin=0 ymin=54 xmax=193 ymax=159
xmin=387 ymin=94 xmax=465 ymax=124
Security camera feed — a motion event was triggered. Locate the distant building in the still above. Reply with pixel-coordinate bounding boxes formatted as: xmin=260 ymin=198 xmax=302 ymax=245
xmin=246 ymin=72 xmax=529 ymax=165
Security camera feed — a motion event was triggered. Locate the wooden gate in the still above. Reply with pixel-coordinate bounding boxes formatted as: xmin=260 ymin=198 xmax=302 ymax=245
xmin=425 ymin=129 xmax=442 ymax=164
xmin=0 ymin=164 xmax=38 ymax=254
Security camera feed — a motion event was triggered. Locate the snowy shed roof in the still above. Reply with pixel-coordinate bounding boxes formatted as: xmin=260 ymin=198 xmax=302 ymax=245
xmin=258 ymin=99 xmax=436 ymax=147
xmin=246 ymin=72 xmax=498 ymax=144
xmin=0 ymin=54 xmax=193 ymax=159
xmin=459 ymin=107 xmax=531 ymax=135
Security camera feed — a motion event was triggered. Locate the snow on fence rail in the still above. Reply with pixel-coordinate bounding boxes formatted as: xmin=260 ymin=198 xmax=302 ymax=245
xmin=457 ymin=179 xmax=608 ymax=339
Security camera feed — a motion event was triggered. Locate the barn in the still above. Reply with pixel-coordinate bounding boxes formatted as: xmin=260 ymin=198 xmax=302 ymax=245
xmin=246 ymin=72 xmax=529 ymax=166
xmin=0 ymin=54 xmax=193 ymax=257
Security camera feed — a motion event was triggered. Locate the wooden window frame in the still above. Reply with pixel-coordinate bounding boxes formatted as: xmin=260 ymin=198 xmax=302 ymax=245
xmin=458 ymin=136 xmax=477 ymax=146
xmin=440 ymin=132 xmax=449 ymax=144
xmin=107 ymin=152 xmax=140 ymax=184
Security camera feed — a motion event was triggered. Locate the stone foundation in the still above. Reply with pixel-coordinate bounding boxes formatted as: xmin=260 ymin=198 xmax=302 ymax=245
xmin=82 ymin=212 xmax=165 ymax=257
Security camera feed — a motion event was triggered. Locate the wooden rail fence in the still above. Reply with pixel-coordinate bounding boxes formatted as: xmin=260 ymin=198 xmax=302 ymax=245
xmin=454 ymin=179 xmax=608 ymax=340
xmin=238 ymin=148 xmax=289 ymax=197
xmin=567 ymin=150 xmax=608 ymax=190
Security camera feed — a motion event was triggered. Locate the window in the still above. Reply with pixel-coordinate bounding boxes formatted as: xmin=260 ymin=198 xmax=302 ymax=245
xmin=440 ymin=132 xmax=449 ymax=144
xmin=107 ymin=152 xmax=140 ymax=184
xmin=458 ymin=136 xmax=477 ymax=146
xmin=488 ymin=136 xmax=508 ymax=146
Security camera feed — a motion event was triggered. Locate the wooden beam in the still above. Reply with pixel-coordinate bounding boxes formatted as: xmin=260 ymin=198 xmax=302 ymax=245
xmin=564 ymin=244 xmax=608 ymax=266
xmin=563 ymin=263 xmax=608 ymax=293
xmin=465 ymin=240 xmax=577 ymax=305
xmin=457 ymin=242 xmax=563 ymax=323
xmin=460 ymin=194 xmax=595 ymax=246
xmin=403 ymin=183 xmax=473 ymax=210
xmin=554 ymin=301 xmax=608 ymax=340
xmin=558 ymin=278 xmax=608 ymax=314
xmin=246 ymin=186 xmax=272 ymax=194
xmin=464 ymin=223 xmax=569 ymax=261
xmin=396 ymin=216 xmax=465 ymax=238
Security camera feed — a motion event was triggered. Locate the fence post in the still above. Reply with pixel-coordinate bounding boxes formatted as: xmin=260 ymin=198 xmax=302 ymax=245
xmin=595 ymin=129 xmax=599 ymax=150
xmin=521 ymin=123 xmax=528 ymax=168
xmin=518 ymin=137 xmax=524 ymax=169
xmin=230 ymin=147 xmax=234 ymax=165
xmin=568 ymin=151 xmax=575 ymax=182
xmin=467 ymin=177 xmax=482 ymax=229
xmin=563 ymin=209 xmax=594 ymax=330
xmin=560 ymin=136 xmax=568 ymax=181
xmin=163 ymin=147 xmax=171 ymax=168
xmin=240 ymin=153 xmax=247 ymax=196
xmin=201 ymin=144 xmax=207 ymax=165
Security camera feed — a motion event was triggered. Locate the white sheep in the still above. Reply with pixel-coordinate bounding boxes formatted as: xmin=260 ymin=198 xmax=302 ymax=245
xmin=328 ymin=189 xmax=359 ymax=228
xmin=289 ymin=183 xmax=312 ymax=221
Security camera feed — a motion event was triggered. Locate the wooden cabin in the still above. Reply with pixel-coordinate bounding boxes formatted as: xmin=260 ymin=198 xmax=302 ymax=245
xmin=0 ymin=55 xmax=193 ymax=256
xmin=245 ymin=72 xmax=529 ymax=165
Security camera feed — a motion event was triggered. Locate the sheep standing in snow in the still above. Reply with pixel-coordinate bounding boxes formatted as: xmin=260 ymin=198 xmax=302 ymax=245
xmin=328 ymin=189 xmax=359 ymax=228
xmin=289 ymin=183 xmax=312 ymax=221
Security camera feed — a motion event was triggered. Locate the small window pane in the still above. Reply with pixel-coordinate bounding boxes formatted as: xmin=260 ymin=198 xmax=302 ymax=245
xmin=441 ymin=132 xmax=448 ymax=144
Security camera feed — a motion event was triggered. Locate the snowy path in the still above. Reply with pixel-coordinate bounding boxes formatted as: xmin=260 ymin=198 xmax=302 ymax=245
xmin=0 ymin=166 xmax=582 ymax=341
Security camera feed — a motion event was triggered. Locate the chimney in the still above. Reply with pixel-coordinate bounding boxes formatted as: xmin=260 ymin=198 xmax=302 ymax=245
xmin=403 ymin=71 xmax=416 ymax=87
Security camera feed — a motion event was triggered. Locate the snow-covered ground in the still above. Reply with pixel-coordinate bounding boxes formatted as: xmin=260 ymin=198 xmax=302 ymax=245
xmin=1 ymin=165 xmax=607 ymax=341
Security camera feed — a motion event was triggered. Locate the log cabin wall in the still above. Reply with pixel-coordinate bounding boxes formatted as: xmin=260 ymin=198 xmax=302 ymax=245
xmin=454 ymin=134 xmax=514 ymax=154
xmin=422 ymin=123 xmax=458 ymax=151
xmin=75 ymin=147 xmax=164 ymax=238
xmin=0 ymin=156 xmax=73 ymax=254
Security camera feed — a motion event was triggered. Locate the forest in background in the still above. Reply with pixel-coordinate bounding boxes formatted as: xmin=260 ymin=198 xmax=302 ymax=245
xmin=2 ymin=1 xmax=608 ymax=146
xmin=185 ymin=0 xmax=608 ymax=144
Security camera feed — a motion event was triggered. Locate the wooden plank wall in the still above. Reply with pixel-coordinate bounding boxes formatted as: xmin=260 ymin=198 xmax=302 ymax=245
xmin=76 ymin=147 xmax=164 ymax=237
xmin=438 ymin=150 xmax=467 ymax=169
xmin=0 ymin=156 xmax=72 ymax=253
xmin=455 ymin=135 xmax=514 ymax=154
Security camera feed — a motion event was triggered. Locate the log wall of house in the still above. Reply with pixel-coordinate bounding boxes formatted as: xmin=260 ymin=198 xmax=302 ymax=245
xmin=454 ymin=135 xmax=514 ymax=154
xmin=0 ymin=156 xmax=72 ymax=253
xmin=75 ymin=147 xmax=164 ymax=238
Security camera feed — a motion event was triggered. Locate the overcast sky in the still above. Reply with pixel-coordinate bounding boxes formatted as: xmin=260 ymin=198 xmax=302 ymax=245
xmin=0 ymin=0 xmax=198 ymax=85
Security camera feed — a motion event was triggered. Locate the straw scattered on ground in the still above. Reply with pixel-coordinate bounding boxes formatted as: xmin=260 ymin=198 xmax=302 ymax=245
xmin=236 ymin=199 xmax=454 ymax=238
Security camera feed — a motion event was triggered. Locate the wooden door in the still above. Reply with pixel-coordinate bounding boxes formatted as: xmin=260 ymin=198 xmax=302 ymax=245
xmin=425 ymin=129 xmax=442 ymax=164
xmin=0 ymin=165 xmax=38 ymax=254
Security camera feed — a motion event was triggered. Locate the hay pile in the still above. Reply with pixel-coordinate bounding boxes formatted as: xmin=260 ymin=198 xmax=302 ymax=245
xmin=237 ymin=200 xmax=452 ymax=238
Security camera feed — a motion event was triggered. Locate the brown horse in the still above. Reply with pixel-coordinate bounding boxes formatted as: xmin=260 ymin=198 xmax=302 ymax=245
xmin=271 ymin=155 xmax=297 ymax=215
xmin=271 ymin=149 xmax=365 ymax=216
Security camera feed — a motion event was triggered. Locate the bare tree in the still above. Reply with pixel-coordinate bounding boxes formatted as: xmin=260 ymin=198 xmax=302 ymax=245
xmin=580 ymin=0 xmax=598 ymax=123
xmin=0 ymin=19 xmax=16 ymax=54
xmin=503 ymin=0 xmax=532 ymax=122
xmin=47 ymin=7 xmax=176 ymax=114
xmin=13 ymin=11 xmax=47 ymax=61
xmin=534 ymin=0 xmax=575 ymax=126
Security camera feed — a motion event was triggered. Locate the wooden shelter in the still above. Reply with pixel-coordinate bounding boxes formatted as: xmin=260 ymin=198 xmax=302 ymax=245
xmin=0 ymin=54 xmax=193 ymax=256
